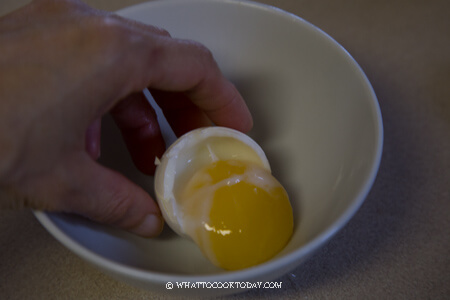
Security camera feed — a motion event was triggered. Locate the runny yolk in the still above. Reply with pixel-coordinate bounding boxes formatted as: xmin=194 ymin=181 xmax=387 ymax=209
xmin=182 ymin=160 xmax=294 ymax=270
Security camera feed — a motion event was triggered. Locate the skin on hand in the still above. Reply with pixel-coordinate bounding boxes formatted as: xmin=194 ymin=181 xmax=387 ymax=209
xmin=0 ymin=0 xmax=252 ymax=237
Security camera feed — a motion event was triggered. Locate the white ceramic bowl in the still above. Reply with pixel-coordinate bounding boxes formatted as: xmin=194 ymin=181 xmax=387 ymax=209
xmin=34 ymin=0 xmax=383 ymax=296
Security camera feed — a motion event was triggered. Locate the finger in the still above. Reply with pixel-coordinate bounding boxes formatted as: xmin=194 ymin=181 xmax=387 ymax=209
xmin=133 ymin=38 xmax=253 ymax=133
xmin=85 ymin=118 xmax=101 ymax=160
xmin=39 ymin=7 xmax=252 ymax=135
xmin=150 ymin=90 xmax=213 ymax=137
xmin=8 ymin=152 xmax=163 ymax=237
xmin=97 ymin=35 xmax=253 ymax=133
xmin=110 ymin=92 xmax=165 ymax=175
xmin=63 ymin=153 xmax=164 ymax=237
xmin=110 ymin=13 xmax=171 ymax=38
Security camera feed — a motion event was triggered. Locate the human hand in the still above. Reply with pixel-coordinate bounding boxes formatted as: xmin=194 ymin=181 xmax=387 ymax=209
xmin=0 ymin=0 xmax=252 ymax=237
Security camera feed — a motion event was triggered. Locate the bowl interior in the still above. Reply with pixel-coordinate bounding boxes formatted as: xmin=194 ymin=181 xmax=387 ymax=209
xmin=35 ymin=0 xmax=382 ymax=280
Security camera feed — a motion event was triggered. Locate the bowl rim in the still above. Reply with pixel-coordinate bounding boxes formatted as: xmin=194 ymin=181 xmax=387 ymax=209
xmin=33 ymin=0 xmax=383 ymax=284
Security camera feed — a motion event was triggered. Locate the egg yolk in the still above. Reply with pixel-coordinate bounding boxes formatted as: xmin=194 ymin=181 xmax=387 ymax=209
xmin=181 ymin=160 xmax=293 ymax=270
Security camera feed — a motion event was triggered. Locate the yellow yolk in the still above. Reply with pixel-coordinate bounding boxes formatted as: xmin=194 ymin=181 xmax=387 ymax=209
xmin=181 ymin=160 xmax=293 ymax=270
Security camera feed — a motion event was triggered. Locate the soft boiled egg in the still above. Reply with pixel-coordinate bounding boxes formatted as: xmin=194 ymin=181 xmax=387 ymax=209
xmin=154 ymin=126 xmax=293 ymax=270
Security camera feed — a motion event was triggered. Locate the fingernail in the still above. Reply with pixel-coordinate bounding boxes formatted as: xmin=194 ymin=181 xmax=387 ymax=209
xmin=131 ymin=214 xmax=164 ymax=237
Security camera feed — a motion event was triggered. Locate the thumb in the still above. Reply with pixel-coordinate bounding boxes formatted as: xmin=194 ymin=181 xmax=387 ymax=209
xmin=62 ymin=153 xmax=164 ymax=237
xmin=6 ymin=152 xmax=164 ymax=237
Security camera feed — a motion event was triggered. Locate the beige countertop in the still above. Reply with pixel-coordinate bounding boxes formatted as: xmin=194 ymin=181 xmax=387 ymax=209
xmin=1 ymin=0 xmax=449 ymax=299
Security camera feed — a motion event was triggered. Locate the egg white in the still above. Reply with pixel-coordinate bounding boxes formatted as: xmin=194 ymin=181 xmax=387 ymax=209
xmin=154 ymin=126 xmax=271 ymax=238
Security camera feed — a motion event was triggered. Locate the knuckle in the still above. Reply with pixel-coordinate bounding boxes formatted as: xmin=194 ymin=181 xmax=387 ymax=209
xmin=78 ymin=15 xmax=143 ymax=65
xmin=94 ymin=186 xmax=145 ymax=231
xmin=191 ymin=41 xmax=215 ymax=62
xmin=153 ymin=26 xmax=171 ymax=37
xmin=178 ymin=39 xmax=215 ymax=64
xmin=191 ymin=42 xmax=219 ymax=78
xmin=87 ymin=15 xmax=128 ymax=42
xmin=78 ymin=14 xmax=133 ymax=47
xmin=177 ymin=40 xmax=218 ymax=82
xmin=96 ymin=188 xmax=133 ymax=225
